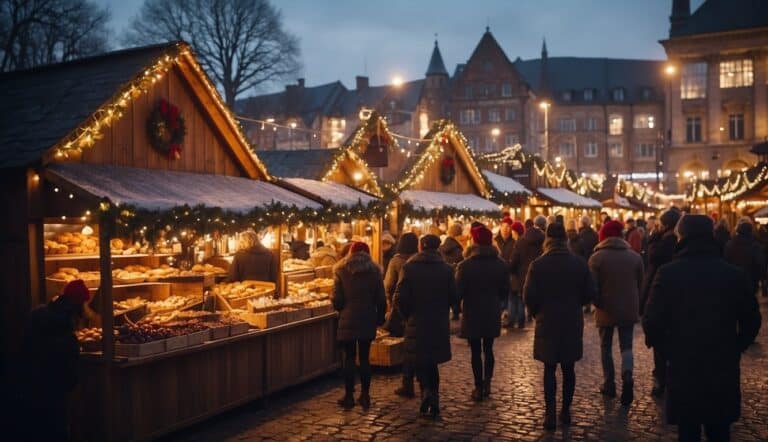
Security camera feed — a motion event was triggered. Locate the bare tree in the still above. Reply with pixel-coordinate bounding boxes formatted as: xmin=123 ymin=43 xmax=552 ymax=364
xmin=0 ymin=0 xmax=110 ymax=72
xmin=124 ymin=0 xmax=301 ymax=106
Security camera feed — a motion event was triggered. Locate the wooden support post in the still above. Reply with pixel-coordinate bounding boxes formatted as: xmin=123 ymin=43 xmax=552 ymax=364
xmin=98 ymin=206 xmax=114 ymax=441
xmin=276 ymin=225 xmax=284 ymax=297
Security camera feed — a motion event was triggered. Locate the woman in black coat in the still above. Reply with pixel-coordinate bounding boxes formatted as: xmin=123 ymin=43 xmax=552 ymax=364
xmin=332 ymin=242 xmax=386 ymax=410
xmin=524 ymin=223 xmax=595 ymax=431
xmin=456 ymin=225 xmax=509 ymax=401
xmin=394 ymin=234 xmax=456 ymax=418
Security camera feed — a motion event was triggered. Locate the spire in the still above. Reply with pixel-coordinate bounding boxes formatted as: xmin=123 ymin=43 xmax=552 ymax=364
xmin=425 ymin=39 xmax=448 ymax=77
xmin=541 ymin=38 xmax=548 ymax=59
xmin=670 ymin=0 xmax=691 ymax=36
xmin=539 ymin=37 xmax=550 ymax=98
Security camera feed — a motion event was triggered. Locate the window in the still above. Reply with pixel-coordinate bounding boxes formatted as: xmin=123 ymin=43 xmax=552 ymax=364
xmin=465 ymin=85 xmax=473 ymax=98
xmin=586 ymin=117 xmax=598 ymax=131
xmin=477 ymin=83 xmax=488 ymax=97
xmin=501 ymin=83 xmax=513 ymax=97
xmin=681 ymin=62 xmax=707 ymax=99
xmin=729 ymin=114 xmax=744 ymax=140
xmin=720 ymin=59 xmax=754 ymax=88
xmin=419 ymin=112 xmax=429 ymax=137
xmin=503 ymin=108 xmax=516 ymax=122
xmin=559 ymin=142 xmax=575 ymax=158
xmin=485 ymin=136 xmax=496 ymax=151
xmin=583 ymin=89 xmax=594 ymax=101
xmin=633 ymin=114 xmax=656 ymax=129
xmin=561 ymin=91 xmax=572 ymax=102
xmin=642 ymin=88 xmax=653 ymax=100
xmin=505 ymin=134 xmax=519 ymax=147
xmin=584 ymin=142 xmax=598 ymax=158
xmin=467 ymin=135 xmax=479 ymax=150
xmin=488 ymin=109 xmax=501 ymax=123
xmin=635 ymin=143 xmax=656 ymax=159
xmin=686 ymin=116 xmax=702 ymax=143
xmin=558 ymin=118 xmax=576 ymax=132
xmin=612 ymin=88 xmax=625 ymax=102
xmin=609 ymin=115 xmax=623 ymax=135
xmin=459 ymin=109 xmax=480 ymax=125
xmin=609 ymin=142 xmax=623 ymax=158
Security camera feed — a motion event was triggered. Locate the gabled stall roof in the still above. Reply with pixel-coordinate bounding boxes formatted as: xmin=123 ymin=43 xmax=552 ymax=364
xmin=535 ymin=187 xmax=602 ymax=209
xmin=400 ymin=190 xmax=499 ymax=213
xmin=48 ymin=163 xmax=320 ymax=212
xmin=482 ymin=170 xmax=532 ymax=195
xmin=282 ymin=178 xmax=378 ymax=208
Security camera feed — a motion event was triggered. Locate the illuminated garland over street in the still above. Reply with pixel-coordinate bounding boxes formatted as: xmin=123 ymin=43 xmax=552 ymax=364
xmin=688 ymin=163 xmax=768 ymax=202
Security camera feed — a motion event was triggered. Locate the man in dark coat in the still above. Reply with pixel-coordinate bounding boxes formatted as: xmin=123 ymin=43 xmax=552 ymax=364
xmin=713 ymin=218 xmax=731 ymax=254
xmin=524 ymin=223 xmax=595 ymax=431
xmin=643 ymin=215 xmax=761 ymax=442
xmin=511 ymin=215 xmax=546 ymax=323
xmin=456 ymin=225 xmax=509 ymax=401
xmin=724 ymin=219 xmax=767 ymax=297
xmin=576 ymin=215 xmax=599 ymax=260
xmin=394 ymin=234 xmax=456 ymax=418
xmin=16 ymin=280 xmax=90 ymax=441
xmin=332 ymin=242 xmax=386 ymax=409
xmin=228 ymin=230 xmax=278 ymax=283
xmin=640 ymin=207 xmax=681 ymax=398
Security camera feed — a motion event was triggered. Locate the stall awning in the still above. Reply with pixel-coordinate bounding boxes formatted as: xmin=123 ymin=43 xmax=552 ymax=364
xmin=283 ymin=178 xmax=378 ymax=207
xmin=400 ymin=190 xmax=499 ymax=212
xmin=48 ymin=163 xmax=322 ymax=212
xmin=535 ymin=187 xmax=602 ymax=209
xmin=482 ymin=170 xmax=532 ymax=195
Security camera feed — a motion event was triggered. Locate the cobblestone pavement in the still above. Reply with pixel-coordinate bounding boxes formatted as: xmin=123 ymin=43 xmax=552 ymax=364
xmin=166 ymin=299 xmax=768 ymax=441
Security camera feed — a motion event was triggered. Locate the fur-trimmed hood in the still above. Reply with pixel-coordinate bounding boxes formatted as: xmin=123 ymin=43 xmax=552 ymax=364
xmin=334 ymin=251 xmax=381 ymax=276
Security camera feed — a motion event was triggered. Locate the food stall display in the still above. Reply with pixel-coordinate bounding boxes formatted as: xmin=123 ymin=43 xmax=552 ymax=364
xmin=527 ymin=187 xmax=602 ymax=223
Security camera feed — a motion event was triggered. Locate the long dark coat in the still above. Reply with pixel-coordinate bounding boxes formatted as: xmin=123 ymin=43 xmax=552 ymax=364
xmin=643 ymin=238 xmax=761 ymax=425
xmin=588 ymin=237 xmax=644 ymax=327
xmin=494 ymin=233 xmax=516 ymax=262
xmin=394 ymin=250 xmax=456 ymax=366
xmin=439 ymin=236 xmax=464 ymax=267
xmin=332 ymin=252 xmax=386 ymax=342
xmin=456 ymin=245 xmax=510 ymax=339
xmin=724 ymin=230 xmax=767 ymax=295
xmin=510 ymin=227 xmax=545 ymax=287
xmin=382 ymin=253 xmax=415 ymax=337
xmin=576 ymin=226 xmax=599 ymax=260
xmin=640 ymin=229 xmax=677 ymax=314
xmin=228 ymin=244 xmax=278 ymax=283
xmin=523 ymin=239 xmax=595 ymax=364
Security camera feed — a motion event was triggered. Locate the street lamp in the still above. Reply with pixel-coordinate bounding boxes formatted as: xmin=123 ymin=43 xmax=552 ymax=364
xmin=490 ymin=127 xmax=500 ymax=151
xmin=660 ymin=63 xmax=676 ymax=190
xmin=539 ymin=101 xmax=550 ymax=161
xmin=391 ymin=76 xmax=404 ymax=87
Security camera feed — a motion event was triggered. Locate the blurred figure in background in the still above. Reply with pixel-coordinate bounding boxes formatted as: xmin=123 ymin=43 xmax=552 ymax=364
xmin=713 ymin=218 xmax=731 ymax=254
xmin=724 ymin=217 xmax=766 ymax=297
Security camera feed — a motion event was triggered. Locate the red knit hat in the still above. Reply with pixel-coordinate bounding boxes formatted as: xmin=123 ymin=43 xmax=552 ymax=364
xmin=470 ymin=225 xmax=493 ymax=246
xmin=60 ymin=279 xmax=90 ymax=304
xmin=501 ymin=216 xmax=514 ymax=226
xmin=510 ymin=221 xmax=525 ymax=236
xmin=349 ymin=241 xmax=370 ymax=255
xmin=599 ymin=220 xmax=624 ymax=242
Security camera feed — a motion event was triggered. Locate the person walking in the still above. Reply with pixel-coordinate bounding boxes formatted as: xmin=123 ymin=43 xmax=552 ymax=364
xmin=566 ymin=219 xmax=579 ymax=254
xmin=523 ymin=223 xmax=595 ymax=431
xmin=332 ymin=242 xmax=386 ymax=410
xmin=382 ymin=232 xmax=419 ymax=397
xmin=440 ymin=223 xmax=465 ymax=320
xmin=724 ymin=218 xmax=766 ymax=297
xmin=577 ymin=215 xmax=600 ymax=260
xmin=394 ymin=234 xmax=456 ymax=418
xmin=713 ymin=218 xmax=731 ymax=254
xmin=511 ymin=215 xmax=546 ymax=324
xmin=588 ymin=220 xmax=644 ymax=406
xmin=625 ymin=218 xmax=643 ymax=254
xmin=494 ymin=217 xmax=515 ymax=327
xmin=456 ymin=225 xmax=509 ymax=401
xmin=640 ymin=207 xmax=681 ymax=398
xmin=643 ymin=215 xmax=761 ymax=442
xmin=501 ymin=220 xmax=526 ymax=328
xmin=381 ymin=232 xmax=397 ymax=272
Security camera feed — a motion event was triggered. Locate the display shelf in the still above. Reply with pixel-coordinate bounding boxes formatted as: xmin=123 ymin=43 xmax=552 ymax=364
xmin=86 ymin=282 xmax=172 ymax=291
xmin=45 ymin=253 xmax=176 ymax=261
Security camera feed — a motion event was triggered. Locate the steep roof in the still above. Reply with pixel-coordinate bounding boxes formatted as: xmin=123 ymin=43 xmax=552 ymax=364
xmin=670 ymin=0 xmax=768 ymax=38
xmin=0 ymin=43 xmax=177 ymax=168
xmin=237 ymin=81 xmax=347 ymax=127
xmin=425 ymin=41 xmax=448 ymax=76
xmin=468 ymin=28 xmax=514 ymax=66
xmin=257 ymin=149 xmax=338 ymax=180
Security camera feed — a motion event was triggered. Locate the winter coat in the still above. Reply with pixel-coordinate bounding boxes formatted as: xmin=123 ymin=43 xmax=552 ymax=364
xmin=382 ymin=247 xmax=395 ymax=274
xmin=310 ymin=245 xmax=337 ymax=268
xmin=510 ymin=227 xmax=545 ymax=288
xmin=290 ymin=240 xmax=310 ymax=260
xmin=332 ymin=252 xmax=386 ymax=342
xmin=438 ymin=236 xmax=464 ymax=267
xmin=494 ymin=233 xmax=516 ymax=263
xmin=724 ymin=231 xmax=767 ymax=295
xmin=394 ymin=250 xmax=456 ymax=366
xmin=625 ymin=227 xmax=643 ymax=253
xmin=643 ymin=238 xmax=761 ymax=425
xmin=566 ymin=229 xmax=580 ymax=257
xmin=576 ymin=226 xmax=599 ymax=260
xmin=456 ymin=245 xmax=510 ymax=339
xmin=640 ymin=229 xmax=677 ymax=314
xmin=228 ymin=244 xmax=278 ymax=283
xmin=714 ymin=225 xmax=731 ymax=254
xmin=382 ymin=253 xmax=414 ymax=337
xmin=588 ymin=237 xmax=644 ymax=327
xmin=523 ymin=239 xmax=595 ymax=364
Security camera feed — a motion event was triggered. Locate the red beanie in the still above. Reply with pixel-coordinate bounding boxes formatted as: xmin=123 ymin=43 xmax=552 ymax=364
xmin=501 ymin=216 xmax=514 ymax=226
xmin=349 ymin=241 xmax=370 ymax=255
xmin=599 ymin=220 xmax=624 ymax=242
xmin=60 ymin=279 xmax=90 ymax=304
xmin=470 ymin=226 xmax=493 ymax=246
xmin=510 ymin=221 xmax=525 ymax=236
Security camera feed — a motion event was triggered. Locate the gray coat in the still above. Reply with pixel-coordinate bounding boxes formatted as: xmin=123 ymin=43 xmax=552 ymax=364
xmin=332 ymin=252 xmax=386 ymax=342
xmin=588 ymin=237 xmax=644 ymax=327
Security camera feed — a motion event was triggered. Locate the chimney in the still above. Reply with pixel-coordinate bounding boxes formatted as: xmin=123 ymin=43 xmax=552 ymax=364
xmin=356 ymin=76 xmax=369 ymax=90
xmin=297 ymin=78 xmax=305 ymax=88
xmin=670 ymin=0 xmax=690 ymax=36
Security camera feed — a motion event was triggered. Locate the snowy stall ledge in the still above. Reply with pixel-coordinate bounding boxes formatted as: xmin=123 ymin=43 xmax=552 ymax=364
xmin=482 ymin=170 xmax=532 ymax=196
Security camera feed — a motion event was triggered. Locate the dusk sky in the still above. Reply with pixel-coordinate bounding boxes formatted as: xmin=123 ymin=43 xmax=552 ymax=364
xmin=99 ymin=0 xmax=705 ymax=95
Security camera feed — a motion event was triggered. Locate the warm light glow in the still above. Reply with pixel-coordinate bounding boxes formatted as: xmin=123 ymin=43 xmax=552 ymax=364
xmin=81 ymin=225 xmax=94 ymax=236
xmin=391 ymin=76 xmax=404 ymax=87
xmin=352 ymin=171 xmax=364 ymax=182
xmin=491 ymin=128 xmax=501 ymax=137
xmin=539 ymin=101 xmax=550 ymax=110
xmin=555 ymin=156 xmax=562 ymax=163
xmin=289 ymin=121 xmax=297 ymax=129
xmin=266 ymin=118 xmax=275 ymax=123
xmin=665 ymin=64 xmax=676 ymax=76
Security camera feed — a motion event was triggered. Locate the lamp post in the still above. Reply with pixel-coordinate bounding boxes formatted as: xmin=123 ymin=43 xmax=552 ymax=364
xmin=661 ymin=63 xmax=676 ymax=191
xmin=539 ymin=101 xmax=550 ymax=161
xmin=491 ymin=127 xmax=501 ymax=152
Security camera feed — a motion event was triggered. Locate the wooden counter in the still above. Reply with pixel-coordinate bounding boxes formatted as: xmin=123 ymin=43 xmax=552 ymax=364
xmin=70 ymin=313 xmax=339 ymax=441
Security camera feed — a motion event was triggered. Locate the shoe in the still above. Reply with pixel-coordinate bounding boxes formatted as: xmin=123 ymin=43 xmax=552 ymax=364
xmin=471 ymin=387 xmax=483 ymax=402
xmin=620 ymin=372 xmax=634 ymax=406
xmin=358 ymin=391 xmax=371 ymax=410
xmin=559 ymin=408 xmax=571 ymax=425
xmin=600 ymin=382 xmax=616 ymax=398
xmin=543 ymin=409 xmax=556 ymax=431
xmin=337 ymin=393 xmax=354 ymax=409
xmin=430 ymin=394 xmax=440 ymax=419
xmin=651 ymin=378 xmax=665 ymax=398
xmin=483 ymin=379 xmax=491 ymax=397
xmin=419 ymin=390 xmax=431 ymax=415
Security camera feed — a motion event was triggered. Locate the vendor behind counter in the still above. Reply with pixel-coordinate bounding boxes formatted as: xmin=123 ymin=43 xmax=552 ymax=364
xmin=228 ymin=230 xmax=278 ymax=283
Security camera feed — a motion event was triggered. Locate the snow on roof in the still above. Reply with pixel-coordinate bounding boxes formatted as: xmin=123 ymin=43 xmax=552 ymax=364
xmin=536 ymin=187 xmax=602 ymax=209
xmin=48 ymin=163 xmax=321 ymax=212
xmin=400 ymin=190 xmax=499 ymax=212
xmin=482 ymin=170 xmax=532 ymax=195
xmin=283 ymin=178 xmax=378 ymax=207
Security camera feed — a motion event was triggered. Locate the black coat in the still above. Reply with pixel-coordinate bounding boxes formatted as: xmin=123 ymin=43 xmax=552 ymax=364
xmin=332 ymin=253 xmax=386 ymax=342
xmin=724 ymin=231 xmax=767 ymax=294
xmin=523 ymin=239 xmax=595 ymax=364
xmin=643 ymin=239 xmax=761 ymax=425
xmin=438 ymin=236 xmax=464 ymax=267
xmin=394 ymin=250 xmax=456 ymax=366
xmin=640 ymin=229 xmax=677 ymax=314
xmin=382 ymin=253 xmax=414 ymax=337
xmin=576 ymin=226 xmax=599 ymax=260
xmin=494 ymin=233 xmax=516 ymax=262
xmin=714 ymin=225 xmax=731 ymax=254
xmin=456 ymin=245 xmax=510 ymax=339
xmin=228 ymin=244 xmax=278 ymax=283
xmin=510 ymin=227 xmax=545 ymax=287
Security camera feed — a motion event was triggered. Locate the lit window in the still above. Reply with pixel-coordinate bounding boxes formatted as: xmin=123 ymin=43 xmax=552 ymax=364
xmin=583 ymin=89 xmax=594 ymax=101
xmin=686 ymin=116 xmax=702 ymax=143
xmin=586 ymin=117 xmax=598 ymax=131
xmin=559 ymin=142 xmax=575 ymax=158
xmin=681 ymin=62 xmax=707 ymax=99
xmin=609 ymin=142 xmax=623 ymax=158
xmin=634 ymin=143 xmax=656 ymax=158
xmin=505 ymin=134 xmax=519 ymax=147
xmin=633 ymin=114 xmax=655 ymax=129
xmin=612 ymin=88 xmax=624 ymax=102
xmin=729 ymin=114 xmax=744 ymax=140
xmin=419 ymin=112 xmax=429 ymax=137
xmin=501 ymin=83 xmax=513 ymax=97
xmin=505 ymin=108 xmax=516 ymax=121
xmin=584 ymin=142 xmax=598 ymax=158
xmin=561 ymin=91 xmax=572 ymax=102
xmin=720 ymin=59 xmax=753 ymax=88
xmin=558 ymin=118 xmax=576 ymax=132
xmin=609 ymin=115 xmax=623 ymax=135
xmin=488 ymin=109 xmax=501 ymax=123
xmin=329 ymin=118 xmax=346 ymax=147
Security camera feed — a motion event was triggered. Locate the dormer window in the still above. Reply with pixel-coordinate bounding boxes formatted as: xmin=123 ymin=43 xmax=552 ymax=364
xmin=612 ymin=88 xmax=625 ymax=102
xmin=583 ymin=89 xmax=594 ymax=101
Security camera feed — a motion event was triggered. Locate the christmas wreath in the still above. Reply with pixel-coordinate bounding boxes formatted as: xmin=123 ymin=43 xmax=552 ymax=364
xmin=440 ymin=155 xmax=456 ymax=185
xmin=147 ymin=98 xmax=186 ymax=160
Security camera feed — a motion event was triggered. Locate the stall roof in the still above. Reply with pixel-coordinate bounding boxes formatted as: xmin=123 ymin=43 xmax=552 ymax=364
xmin=282 ymin=178 xmax=378 ymax=207
xmin=400 ymin=190 xmax=499 ymax=212
xmin=257 ymin=149 xmax=337 ymax=180
xmin=482 ymin=170 xmax=532 ymax=195
xmin=536 ymin=187 xmax=602 ymax=209
xmin=48 ymin=163 xmax=321 ymax=212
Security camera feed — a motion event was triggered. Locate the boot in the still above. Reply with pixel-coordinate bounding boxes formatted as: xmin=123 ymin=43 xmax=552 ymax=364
xmin=430 ymin=392 xmax=440 ymax=419
xmin=600 ymin=381 xmax=616 ymax=398
xmin=559 ymin=407 xmax=571 ymax=425
xmin=471 ymin=386 xmax=483 ymax=402
xmin=620 ymin=372 xmax=634 ymax=406
xmin=394 ymin=374 xmax=415 ymax=398
xmin=358 ymin=390 xmax=371 ymax=410
xmin=483 ymin=378 xmax=492 ymax=397
xmin=543 ymin=407 xmax=556 ymax=431
xmin=337 ymin=391 xmax=354 ymax=409
xmin=419 ymin=389 xmax=431 ymax=415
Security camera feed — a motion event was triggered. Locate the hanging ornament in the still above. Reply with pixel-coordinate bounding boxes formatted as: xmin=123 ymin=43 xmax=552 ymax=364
xmin=147 ymin=98 xmax=186 ymax=160
xmin=440 ymin=155 xmax=456 ymax=185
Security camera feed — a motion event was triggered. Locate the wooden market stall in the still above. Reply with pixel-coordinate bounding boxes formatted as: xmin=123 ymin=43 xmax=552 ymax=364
xmin=481 ymin=169 xmax=533 ymax=220
xmin=528 ymin=187 xmax=602 ymax=224
xmin=0 ymin=42 xmax=341 ymax=441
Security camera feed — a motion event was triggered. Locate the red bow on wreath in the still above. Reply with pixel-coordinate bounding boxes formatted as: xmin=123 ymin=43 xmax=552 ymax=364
xmin=441 ymin=157 xmax=455 ymax=168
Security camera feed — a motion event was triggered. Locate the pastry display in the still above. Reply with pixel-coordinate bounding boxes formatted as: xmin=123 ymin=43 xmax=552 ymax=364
xmin=113 ymin=297 xmax=146 ymax=314
xmin=282 ymin=258 xmax=314 ymax=272
xmin=287 ymin=278 xmax=334 ymax=297
xmin=47 ymin=267 xmax=100 ymax=287
xmin=247 ymin=291 xmax=329 ymax=312
xmin=44 ymin=232 xmax=98 ymax=255
xmin=213 ymin=280 xmax=275 ymax=302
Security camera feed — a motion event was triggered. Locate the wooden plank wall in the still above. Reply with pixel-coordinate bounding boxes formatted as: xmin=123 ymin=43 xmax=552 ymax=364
xmin=410 ymin=140 xmax=478 ymax=195
xmin=74 ymin=67 xmax=246 ymax=177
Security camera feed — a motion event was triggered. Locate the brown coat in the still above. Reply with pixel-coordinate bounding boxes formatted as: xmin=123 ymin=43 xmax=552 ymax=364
xmin=510 ymin=227 xmax=545 ymax=287
xmin=588 ymin=237 xmax=644 ymax=327
xmin=332 ymin=253 xmax=386 ymax=342
xmin=456 ymin=245 xmax=510 ymax=339
xmin=524 ymin=239 xmax=595 ymax=364
xmin=227 ymin=244 xmax=278 ymax=283
xmin=382 ymin=253 xmax=415 ymax=337
xmin=438 ymin=236 xmax=464 ymax=266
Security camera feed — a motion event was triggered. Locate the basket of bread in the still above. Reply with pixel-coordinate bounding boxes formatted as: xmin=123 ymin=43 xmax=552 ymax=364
xmin=44 ymin=231 xmax=99 ymax=256
xmin=47 ymin=267 xmax=101 ymax=292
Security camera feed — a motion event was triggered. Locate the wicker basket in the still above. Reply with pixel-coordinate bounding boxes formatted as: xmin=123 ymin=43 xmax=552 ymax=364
xmin=368 ymin=337 xmax=404 ymax=367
